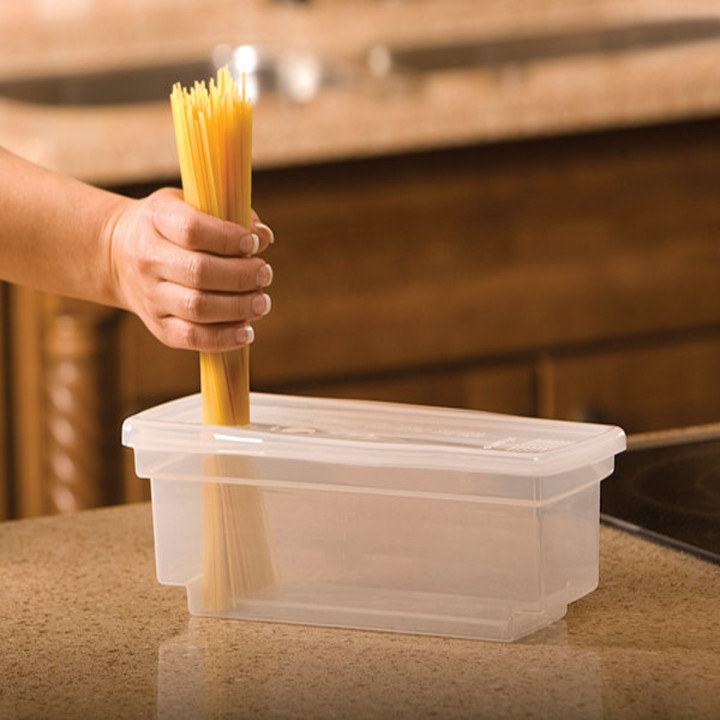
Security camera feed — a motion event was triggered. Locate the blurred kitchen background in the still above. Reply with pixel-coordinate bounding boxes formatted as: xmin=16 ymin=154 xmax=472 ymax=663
xmin=1 ymin=0 xmax=719 ymax=520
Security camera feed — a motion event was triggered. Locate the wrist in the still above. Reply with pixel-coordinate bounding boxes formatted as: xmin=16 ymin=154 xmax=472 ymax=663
xmin=99 ymin=192 xmax=134 ymax=311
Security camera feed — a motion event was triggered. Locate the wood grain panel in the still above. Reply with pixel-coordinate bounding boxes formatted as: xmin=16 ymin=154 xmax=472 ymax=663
xmin=270 ymin=361 xmax=536 ymax=417
xmin=250 ymin=120 xmax=720 ymax=386
xmin=541 ymin=333 xmax=720 ymax=433
xmin=464 ymin=363 xmax=537 ymax=417
xmin=0 ymin=283 xmax=8 ymax=519
xmin=9 ymin=286 xmax=45 ymax=517
xmin=119 ymin=313 xmax=199 ymax=407
xmin=118 ymin=313 xmax=199 ymax=504
xmin=43 ymin=298 xmax=123 ymax=514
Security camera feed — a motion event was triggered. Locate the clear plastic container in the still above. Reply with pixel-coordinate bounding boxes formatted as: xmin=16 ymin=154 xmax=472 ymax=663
xmin=122 ymin=393 xmax=625 ymax=641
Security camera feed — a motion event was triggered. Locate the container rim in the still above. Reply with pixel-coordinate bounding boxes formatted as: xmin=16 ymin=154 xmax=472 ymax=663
xmin=122 ymin=392 xmax=627 ymax=478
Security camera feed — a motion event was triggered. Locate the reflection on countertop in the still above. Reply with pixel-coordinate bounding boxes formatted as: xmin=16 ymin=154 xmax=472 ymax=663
xmin=1 ymin=503 xmax=718 ymax=719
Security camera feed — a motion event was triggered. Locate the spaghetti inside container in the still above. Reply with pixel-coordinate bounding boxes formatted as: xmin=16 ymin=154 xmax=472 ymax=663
xmin=170 ymin=68 xmax=275 ymax=609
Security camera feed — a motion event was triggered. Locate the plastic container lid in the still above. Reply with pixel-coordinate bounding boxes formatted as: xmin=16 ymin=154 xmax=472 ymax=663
xmin=123 ymin=393 xmax=626 ymax=502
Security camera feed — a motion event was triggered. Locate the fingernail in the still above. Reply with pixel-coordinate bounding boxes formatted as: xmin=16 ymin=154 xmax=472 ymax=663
xmin=253 ymin=221 xmax=274 ymax=245
xmin=236 ymin=325 xmax=255 ymax=345
xmin=242 ymin=233 xmax=260 ymax=255
xmin=256 ymin=263 xmax=273 ymax=287
xmin=252 ymin=293 xmax=272 ymax=316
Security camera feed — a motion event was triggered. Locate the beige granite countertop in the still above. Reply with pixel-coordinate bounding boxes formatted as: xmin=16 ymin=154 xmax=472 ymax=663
xmin=1 ymin=502 xmax=718 ymax=719
xmin=1 ymin=0 xmax=720 ymax=185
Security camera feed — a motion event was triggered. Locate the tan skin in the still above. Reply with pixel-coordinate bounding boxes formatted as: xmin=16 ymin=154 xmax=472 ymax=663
xmin=0 ymin=147 xmax=274 ymax=351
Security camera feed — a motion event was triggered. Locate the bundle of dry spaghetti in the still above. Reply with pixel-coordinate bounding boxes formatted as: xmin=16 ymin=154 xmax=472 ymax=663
xmin=170 ymin=67 xmax=275 ymax=610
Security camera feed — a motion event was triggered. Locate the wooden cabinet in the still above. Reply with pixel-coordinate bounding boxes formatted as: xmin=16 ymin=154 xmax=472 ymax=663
xmin=4 ymin=117 xmax=720 ymax=518
xmin=277 ymin=362 xmax=537 ymax=417
xmin=7 ymin=289 xmax=124 ymax=517
xmin=1 ymin=283 xmax=8 ymax=519
xmin=247 ymin=121 xmax=720 ymax=386
xmin=537 ymin=334 xmax=720 ymax=433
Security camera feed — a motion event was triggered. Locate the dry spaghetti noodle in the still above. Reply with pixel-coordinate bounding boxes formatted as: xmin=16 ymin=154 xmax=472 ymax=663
xmin=170 ymin=67 xmax=275 ymax=610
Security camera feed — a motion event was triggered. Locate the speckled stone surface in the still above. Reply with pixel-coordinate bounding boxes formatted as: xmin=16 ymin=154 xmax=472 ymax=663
xmin=0 ymin=0 xmax=719 ymax=184
xmin=1 ymin=502 xmax=718 ymax=719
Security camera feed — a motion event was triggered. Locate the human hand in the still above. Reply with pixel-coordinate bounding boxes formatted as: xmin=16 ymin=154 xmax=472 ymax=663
xmin=106 ymin=187 xmax=274 ymax=351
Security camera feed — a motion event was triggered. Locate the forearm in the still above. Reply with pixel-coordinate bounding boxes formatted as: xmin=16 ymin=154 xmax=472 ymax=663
xmin=0 ymin=146 xmax=128 ymax=307
xmin=0 ymin=146 xmax=275 ymax=352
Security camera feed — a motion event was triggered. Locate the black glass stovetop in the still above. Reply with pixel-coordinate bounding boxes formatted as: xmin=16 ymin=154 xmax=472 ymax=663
xmin=601 ymin=425 xmax=720 ymax=565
